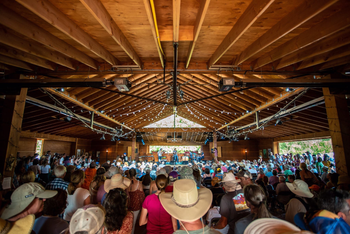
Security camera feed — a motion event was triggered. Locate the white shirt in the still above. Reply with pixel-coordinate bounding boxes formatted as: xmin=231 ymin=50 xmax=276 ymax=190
xmin=64 ymin=188 xmax=90 ymax=221
xmin=60 ymin=157 xmax=64 ymax=165
xmin=41 ymin=165 xmax=51 ymax=174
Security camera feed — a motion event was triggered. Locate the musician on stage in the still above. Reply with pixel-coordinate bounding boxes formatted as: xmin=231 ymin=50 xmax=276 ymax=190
xmin=122 ymin=152 xmax=128 ymax=163
xmin=173 ymin=148 xmax=179 ymax=163
xmin=200 ymin=151 xmax=204 ymax=161
xmin=157 ymin=148 xmax=163 ymax=163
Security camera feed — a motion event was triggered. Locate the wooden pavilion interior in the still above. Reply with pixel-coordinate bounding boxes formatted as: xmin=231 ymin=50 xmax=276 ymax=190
xmin=1 ymin=0 xmax=350 ymax=176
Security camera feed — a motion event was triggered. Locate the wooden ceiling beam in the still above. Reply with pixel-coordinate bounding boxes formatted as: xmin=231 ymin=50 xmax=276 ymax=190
xmin=79 ymin=0 xmax=142 ymax=67
xmin=235 ymin=0 xmax=338 ymax=65
xmin=75 ymin=88 xmax=103 ymax=101
xmin=276 ymin=29 xmax=350 ymax=70
xmin=137 ymin=128 xmax=209 ymax=133
xmin=44 ymin=88 xmax=134 ymax=131
xmin=297 ymin=44 xmax=350 ymax=70
xmin=0 ymin=45 xmax=55 ymax=70
xmin=0 ymin=5 xmax=97 ymax=69
xmin=0 ymin=26 xmax=75 ymax=70
xmin=208 ymin=0 xmax=275 ymax=67
xmin=83 ymin=87 xmax=117 ymax=104
xmin=186 ymin=0 xmax=210 ymax=68
xmin=320 ymin=55 xmax=350 ymax=70
xmin=173 ymin=0 xmax=181 ymax=42
xmin=253 ymin=7 xmax=350 ymax=69
xmin=16 ymin=0 xmax=118 ymax=66
xmin=143 ymin=0 xmax=164 ymax=67
xmin=0 ymin=54 xmax=32 ymax=71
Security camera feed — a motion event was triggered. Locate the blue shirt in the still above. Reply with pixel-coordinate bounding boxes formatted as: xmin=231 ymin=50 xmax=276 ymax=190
xmin=265 ymin=171 xmax=273 ymax=178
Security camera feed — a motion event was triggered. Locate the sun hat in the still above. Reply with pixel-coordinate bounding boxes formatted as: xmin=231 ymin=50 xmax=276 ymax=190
xmin=104 ymin=174 xmax=131 ymax=193
xmin=69 ymin=205 xmax=105 ymax=234
xmin=236 ymin=170 xmax=252 ymax=179
xmin=1 ymin=182 xmax=57 ymax=220
xmin=286 ymin=180 xmax=314 ymax=198
xmin=179 ymin=166 xmax=194 ymax=180
xmin=159 ymin=179 xmax=212 ymax=222
xmin=221 ymin=172 xmax=241 ymax=183
xmin=0 ymin=214 xmax=35 ymax=234
xmin=244 ymin=218 xmax=313 ymax=234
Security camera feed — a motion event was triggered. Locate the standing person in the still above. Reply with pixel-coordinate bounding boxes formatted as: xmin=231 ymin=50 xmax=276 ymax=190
xmin=40 ymin=159 xmax=51 ymax=183
xmin=173 ymin=148 xmax=178 ymax=164
xmin=158 ymin=148 xmax=163 ymax=163
xmin=81 ymin=162 xmax=97 ymax=189
xmin=64 ymin=170 xmax=91 ymax=221
xmin=46 ymin=165 xmax=70 ymax=190
xmin=159 ymin=179 xmax=220 ymax=234
xmin=123 ymin=152 xmax=128 ymax=163
xmin=213 ymin=172 xmax=250 ymax=233
xmin=89 ymin=167 xmax=106 ymax=204
xmin=139 ymin=174 xmax=174 ymax=234
xmin=102 ymin=188 xmax=134 ymax=234
xmin=128 ymin=168 xmax=145 ymax=234
xmin=29 ymin=159 xmax=41 ymax=179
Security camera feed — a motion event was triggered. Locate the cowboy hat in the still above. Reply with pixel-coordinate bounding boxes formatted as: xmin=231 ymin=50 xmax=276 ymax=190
xmin=244 ymin=218 xmax=312 ymax=234
xmin=0 ymin=214 xmax=35 ymax=234
xmin=1 ymin=183 xmax=57 ymax=220
xmin=221 ymin=172 xmax=241 ymax=183
xmin=104 ymin=174 xmax=131 ymax=193
xmin=286 ymin=180 xmax=314 ymax=198
xmin=159 ymin=179 xmax=212 ymax=222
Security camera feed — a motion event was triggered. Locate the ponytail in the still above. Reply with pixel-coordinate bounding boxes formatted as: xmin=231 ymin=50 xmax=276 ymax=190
xmin=156 ymin=174 xmax=168 ymax=192
xmin=68 ymin=170 xmax=85 ymax=195
xmin=243 ymin=184 xmax=272 ymax=219
xmin=256 ymin=201 xmax=272 ymax=219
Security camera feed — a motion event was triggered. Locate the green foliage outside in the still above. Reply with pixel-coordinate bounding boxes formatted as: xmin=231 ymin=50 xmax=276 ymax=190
xmin=279 ymin=138 xmax=333 ymax=156
xmin=149 ymin=145 xmax=201 ymax=153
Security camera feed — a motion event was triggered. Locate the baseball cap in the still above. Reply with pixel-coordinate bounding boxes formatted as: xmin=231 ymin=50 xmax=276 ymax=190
xmin=69 ymin=205 xmax=105 ymax=234
xmin=1 ymin=183 xmax=57 ymax=220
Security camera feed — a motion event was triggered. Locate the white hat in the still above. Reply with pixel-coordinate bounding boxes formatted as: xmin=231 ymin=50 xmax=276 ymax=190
xmin=244 ymin=218 xmax=313 ymax=234
xmin=159 ymin=179 xmax=212 ymax=222
xmin=104 ymin=174 xmax=131 ymax=193
xmin=286 ymin=180 xmax=314 ymax=198
xmin=69 ymin=205 xmax=105 ymax=234
xmin=222 ymin=172 xmax=241 ymax=183
xmin=1 ymin=183 xmax=57 ymax=220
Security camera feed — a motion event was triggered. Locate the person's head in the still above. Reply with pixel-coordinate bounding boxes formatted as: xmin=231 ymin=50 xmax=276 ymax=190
xmin=156 ymin=174 xmax=168 ymax=192
xmin=317 ymin=189 xmax=350 ymax=225
xmin=43 ymin=159 xmax=48 ymax=166
xmin=317 ymin=157 xmax=323 ymax=163
xmin=104 ymin=174 xmax=131 ymax=193
xmin=324 ymin=154 xmax=329 ymax=161
xmin=222 ymin=172 xmax=240 ymax=192
xmin=300 ymin=163 xmax=307 ymax=170
xmin=102 ymin=188 xmax=128 ymax=232
xmin=217 ymin=168 xmax=221 ymax=173
xmin=236 ymin=170 xmax=253 ymax=187
xmin=279 ymin=176 xmax=286 ymax=183
xmin=272 ymin=170 xmax=277 ymax=176
xmin=142 ymin=173 xmax=151 ymax=186
xmin=244 ymin=184 xmax=272 ymax=219
xmin=1 ymin=183 xmax=57 ymax=221
xmin=93 ymin=167 xmax=106 ymax=183
xmin=90 ymin=162 xmax=96 ymax=168
xmin=105 ymin=166 xmax=120 ymax=179
xmin=33 ymin=159 xmax=39 ymax=165
xmin=329 ymin=173 xmax=339 ymax=186
xmin=68 ymin=170 xmax=85 ymax=195
xmin=168 ymin=171 xmax=178 ymax=183
xmin=69 ymin=205 xmax=105 ymax=234
xmin=54 ymin=165 xmax=67 ymax=178
xmin=42 ymin=189 xmax=67 ymax=216
xmin=288 ymin=174 xmax=295 ymax=183
xmin=286 ymin=180 xmax=314 ymax=198
xmin=322 ymin=167 xmax=328 ymax=173
xmin=204 ymin=168 xmax=210 ymax=175
xmin=129 ymin=168 xmax=136 ymax=179
xmin=21 ymin=171 xmax=35 ymax=184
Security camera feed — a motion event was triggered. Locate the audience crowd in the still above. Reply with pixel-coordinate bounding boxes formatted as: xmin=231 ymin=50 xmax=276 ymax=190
xmin=1 ymin=150 xmax=350 ymax=234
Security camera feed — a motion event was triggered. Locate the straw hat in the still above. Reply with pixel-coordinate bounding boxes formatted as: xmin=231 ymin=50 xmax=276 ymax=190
xmin=1 ymin=182 xmax=57 ymax=220
xmin=104 ymin=174 xmax=131 ymax=193
xmin=221 ymin=172 xmax=241 ymax=183
xmin=0 ymin=214 xmax=35 ymax=234
xmin=159 ymin=179 xmax=212 ymax=222
xmin=286 ymin=180 xmax=314 ymax=198
xmin=244 ymin=218 xmax=313 ymax=234
xmin=69 ymin=205 xmax=105 ymax=234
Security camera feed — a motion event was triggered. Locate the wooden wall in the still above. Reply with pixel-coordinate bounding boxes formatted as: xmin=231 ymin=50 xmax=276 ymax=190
xmin=43 ymin=140 xmax=75 ymax=156
xmin=18 ymin=137 xmax=36 ymax=157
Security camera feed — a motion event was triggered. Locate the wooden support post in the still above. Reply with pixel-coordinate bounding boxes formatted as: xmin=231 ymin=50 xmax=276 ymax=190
xmin=273 ymin=141 xmax=279 ymax=154
xmin=0 ymin=85 xmax=27 ymax=177
xmin=75 ymin=138 xmax=79 ymax=156
xmin=132 ymin=136 xmax=136 ymax=161
xmin=213 ymin=131 xmax=217 ymax=161
xmin=323 ymin=88 xmax=350 ymax=176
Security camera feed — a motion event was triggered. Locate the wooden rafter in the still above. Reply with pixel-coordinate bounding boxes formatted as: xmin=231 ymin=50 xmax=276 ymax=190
xmin=79 ymin=0 xmax=142 ymax=67
xmin=234 ymin=0 xmax=338 ymax=65
xmin=16 ymin=0 xmax=119 ymax=66
xmin=0 ymin=54 xmax=32 ymax=71
xmin=173 ymin=0 xmax=181 ymax=42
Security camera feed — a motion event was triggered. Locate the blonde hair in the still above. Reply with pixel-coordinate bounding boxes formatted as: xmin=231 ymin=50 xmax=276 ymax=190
xmin=68 ymin=170 xmax=85 ymax=195
xmin=54 ymin=165 xmax=67 ymax=178
xmin=22 ymin=171 xmax=35 ymax=183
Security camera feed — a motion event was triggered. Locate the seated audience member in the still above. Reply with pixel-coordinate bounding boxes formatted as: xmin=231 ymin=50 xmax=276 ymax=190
xmin=81 ymin=162 xmax=97 ymax=189
xmin=265 ymin=167 xmax=273 ymax=178
xmin=46 ymin=165 xmax=70 ymax=190
xmin=159 ymin=179 xmax=220 ymax=234
xmin=325 ymin=173 xmax=339 ymax=189
xmin=203 ymin=168 xmax=212 ymax=180
xmin=283 ymin=165 xmax=293 ymax=182
xmin=285 ymin=180 xmax=317 ymax=225
xmin=33 ymin=189 xmax=68 ymax=234
xmin=337 ymin=175 xmax=350 ymax=191
xmin=236 ymin=170 xmax=254 ymax=187
xmin=1 ymin=182 xmax=57 ymax=221
xmin=299 ymin=163 xmax=318 ymax=186
xmin=64 ymin=170 xmax=91 ymax=221
xmin=288 ymin=174 xmax=295 ymax=183
xmin=21 ymin=171 xmax=35 ymax=184
xmin=216 ymin=168 xmax=224 ymax=180
xmin=320 ymin=167 xmax=328 ymax=183
xmin=64 ymin=165 xmax=76 ymax=183
xmin=234 ymin=184 xmax=273 ymax=234
xmin=244 ymin=218 xmax=313 ymax=234
xmin=193 ymin=166 xmax=202 ymax=187
xmin=128 ymin=168 xmax=145 ymax=234
xmin=165 ymin=171 xmax=178 ymax=192
xmin=139 ymin=174 xmax=174 ymax=234
xmin=103 ymin=188 xmax=133 ymax=234
xmin=89 ymin=167 xmax=106 ymax=204
xmin=317 ymin=189 xmax=350 ymax=226
xmin=214 ymin=172 xmax=250 ymax=233
xmin=256 ymin=168 xmax=265 ymax=181
xmin=66 ymin=205 xmax=105 ymax=234
xmin=268 ymin=170 xmax=279 ymax=187
xmin=103 ymin=174 xmax=131 ymax=204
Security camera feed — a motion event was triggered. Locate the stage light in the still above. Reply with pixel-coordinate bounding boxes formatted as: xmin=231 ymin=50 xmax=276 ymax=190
xmin=244 ymin=134 xmax=249 ymax=140
xmin=166 ymin=90 xmax=171 ymax=99
xmin=180 ymin=90 xmax=184 ymax=99
xmin=64 ymin=116 xmax=72 ymax=122
xmin=275 ymin=119 xmax=283 ymax=126
xmin=100 ymin=134 xmax=105 ymax=140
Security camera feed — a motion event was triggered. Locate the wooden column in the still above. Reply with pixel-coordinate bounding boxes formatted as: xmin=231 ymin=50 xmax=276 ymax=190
xmin=131 ymin=137 xmax=136 ymax=161
xmin=273 ymin=141 xmax=279 ymax=154
xmin=0 ymin=87 xmax=27 ymax=177
xmin=323 ymin=88 xmax=350 ymax=176
xmin=213 ymin=131 xmax=217 ymax=161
